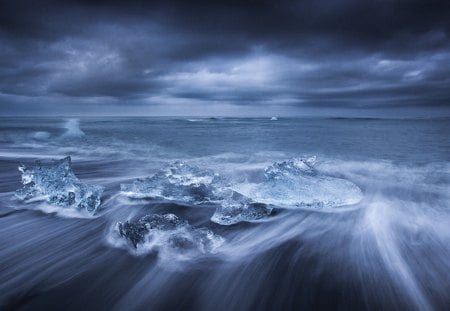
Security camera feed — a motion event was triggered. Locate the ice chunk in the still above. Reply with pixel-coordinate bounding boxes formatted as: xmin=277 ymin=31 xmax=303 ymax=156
xmin=15 ymin=156 xmax=104 ymax=214
xmin=211 ymin=190 xmax=273 ymax=225
xmin=118 ymin=214 xmax=185 ymax=248
xmin=270 ymin=117 xmax=278 ymax=121
xmin=120 ymin=161 xmax=220 ymax=202
xmin=61 ymin=119 xmax=85 ymax=138
xmin=122 ymin=161 xmax=274 ymax=225
xmin=236 ymin=157 xmax=363 ymax=208
xmin=117 ymin=213 xmax=224 ymax=255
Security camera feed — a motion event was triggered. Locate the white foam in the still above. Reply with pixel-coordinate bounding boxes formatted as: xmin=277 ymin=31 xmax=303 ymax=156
xmin=61 ymin=119 xmax=85 ymax=138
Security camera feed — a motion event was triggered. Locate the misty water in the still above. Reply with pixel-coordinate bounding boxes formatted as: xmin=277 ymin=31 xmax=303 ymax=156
xmin=0 ymin=117 xmax=449 ymax=310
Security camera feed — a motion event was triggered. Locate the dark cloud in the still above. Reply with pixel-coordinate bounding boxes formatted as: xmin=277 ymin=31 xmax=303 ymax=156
xmin=0 ymin=0 xmax=449 ymax=116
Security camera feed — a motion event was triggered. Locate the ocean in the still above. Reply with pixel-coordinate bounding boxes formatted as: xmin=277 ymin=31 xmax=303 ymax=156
xmin=0 ymin=117 xmax=449 ymax=310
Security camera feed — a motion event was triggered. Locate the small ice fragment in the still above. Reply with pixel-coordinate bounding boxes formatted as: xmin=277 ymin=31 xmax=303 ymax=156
xmin=117 ymin=213 xmax=224 ymax=254
xmin=15 ymin=156 xmax=104 ymax=214
xmin=270 ymin=117 xmax=278 ymax=121
xmin=118 ymin=213 xmax=186 ymax=248
xmin=264 ymin=157 xmax=317 ymax=179
xmin=211 ymin=190 xmax=273 ymax=225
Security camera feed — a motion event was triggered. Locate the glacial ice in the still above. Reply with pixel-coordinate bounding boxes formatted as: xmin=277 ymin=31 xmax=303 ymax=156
xmin=211 ymin=190 xmax=273 ymax=225
xmin=236 ymin=157 xmax=363 ymax=208
xmin=117 ymin=213 xmax=224 ymax=254
xmin=120 ymin=161 xmax=220 ymax=202
xmin=121 ymin=161 xmax=274 ymax=225
xmin=120 ymin=157 xmax=362 ymax=224
xmin=15 ymin=156 xmax=104 ymax=214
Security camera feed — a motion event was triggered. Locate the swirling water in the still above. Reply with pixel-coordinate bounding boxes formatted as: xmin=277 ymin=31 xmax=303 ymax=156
xmin=0 ymin=117 xmax=449 ymax=310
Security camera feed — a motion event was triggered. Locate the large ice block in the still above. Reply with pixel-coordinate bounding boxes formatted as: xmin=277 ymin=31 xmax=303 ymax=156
xmin=120 ymin=161 xmax=220 ymax=202
xmin=236 ymin=157 xmax=363 ymax=208
xmin=15 ymin=156 xmax=104 ymax=214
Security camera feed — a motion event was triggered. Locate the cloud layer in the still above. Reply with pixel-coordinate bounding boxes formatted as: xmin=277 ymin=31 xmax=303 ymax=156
xmin=1 ymin=0 xmax=449 ymax=116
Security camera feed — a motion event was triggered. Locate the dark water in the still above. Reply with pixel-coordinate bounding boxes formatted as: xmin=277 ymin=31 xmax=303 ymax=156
xmin=0 ymin=117 xmax=449 ymax=310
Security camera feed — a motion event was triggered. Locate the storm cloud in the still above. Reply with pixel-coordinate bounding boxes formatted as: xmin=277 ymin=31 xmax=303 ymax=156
xmin=0 ymin=0 xmax=449 ymax=116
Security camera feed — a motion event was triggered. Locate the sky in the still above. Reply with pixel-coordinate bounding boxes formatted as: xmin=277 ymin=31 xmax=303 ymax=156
xmin=0 ymin=0 xmax=449 ymax=117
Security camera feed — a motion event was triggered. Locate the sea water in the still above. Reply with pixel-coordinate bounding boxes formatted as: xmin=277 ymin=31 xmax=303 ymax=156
xmin=0 ymin=117 xmax=448 ymax=310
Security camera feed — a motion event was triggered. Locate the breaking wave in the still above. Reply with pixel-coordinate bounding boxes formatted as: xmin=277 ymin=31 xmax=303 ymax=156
xmin=61 ymin=118 xmax=85 ymax=139
xmin=32 ymin=131 xmax=51 ymax=141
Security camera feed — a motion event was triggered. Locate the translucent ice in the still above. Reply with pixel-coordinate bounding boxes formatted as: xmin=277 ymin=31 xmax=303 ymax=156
xmin=236 ymin=157 xmax=363 ymax=208
xmin=120 ymin=161 xmax=220 ymax=202
xmin=15 ymin=156 xmax=104 ymax=214
xmin=117 ymin=213 xmax=224 ymax=255
xmin=121 ymin=162 xmax=274 ymax=224
xmin=210 ymin=190 xmax=273 ymax=225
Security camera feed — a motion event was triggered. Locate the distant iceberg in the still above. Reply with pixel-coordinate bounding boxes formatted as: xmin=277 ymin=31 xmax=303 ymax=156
xmin=270 ymin=117 xmax=278 ymax=121
xmin=15 ymin=156 xmax=104 ymax=214
xmin=116 ymin=213 xmax=224 ymax=256
xmin=235 ymin=157 xmax=363 ymax=208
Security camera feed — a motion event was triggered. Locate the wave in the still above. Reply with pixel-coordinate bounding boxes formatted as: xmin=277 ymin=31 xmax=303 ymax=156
xmin=32 ymin=131 xmax=51 ymax=141
xmin=61 ymin=118 xmax=85 ymax=139
xmin=1 ymin=153 xmax=449 ymax=310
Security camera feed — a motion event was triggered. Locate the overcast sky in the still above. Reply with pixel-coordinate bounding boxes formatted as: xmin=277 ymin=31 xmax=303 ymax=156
xmin=0 ymin=0 xmax=449 ymax=116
